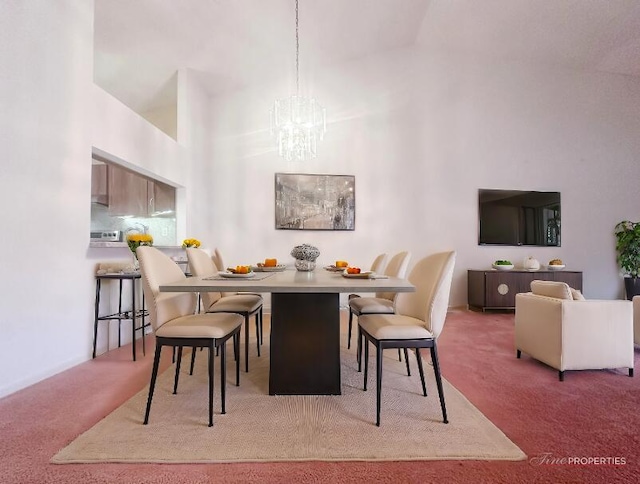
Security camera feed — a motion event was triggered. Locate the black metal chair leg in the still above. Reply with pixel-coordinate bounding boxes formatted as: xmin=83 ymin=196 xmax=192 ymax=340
xmin=255 ymin=313 xmax=261 ymax=357
xmin=559 ymin=371 xmax=565 ymax=381
xmin=357 ymin=327 xmax=363 ymax=371
xmin=235 ymin=332 xmax=240 ymax=386
xmin=629 ymin=368 xmax=634 ymax=377
xmin=220 ymin=340 xmax=226 ymax=414
xmin=189 ymin=346 xmax=197 ymax=375
xmin=244 ymin=314 xmax=250 ymax=372
xmin=430 ymin=344 xmax=448 ymax=424
xmin=404 ymin=348 xmax=411 ymax=376
xmin=517 ymin=349 xmax=521 ymax=358
xmin=376 ymin=342 xmax=383 ymax=427
xmin=363 ymin=336 xmax=369 ymax=390
xmin=398 ymin=349 xmax=402 ymax=361
xmin=173 ymin=346 xmax=183 ymax=394
xmin=348 ymin=310 xmax=354 ymax=349
xmin=143 ymin=344 xmax=162 ymax=425
xmin=208 ymin=343 xmax=215 ymax=427
xmin=415 ymin=348 xmax=427 ymax=396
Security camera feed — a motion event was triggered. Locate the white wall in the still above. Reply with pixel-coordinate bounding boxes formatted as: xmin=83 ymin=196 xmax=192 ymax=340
xmin=0 ymin=1 xmax=95 ymax=397
xmin=0 ymin=2 xmax=192 ymax=398
xmin=201 ymin=46 xmax=640 ymax=306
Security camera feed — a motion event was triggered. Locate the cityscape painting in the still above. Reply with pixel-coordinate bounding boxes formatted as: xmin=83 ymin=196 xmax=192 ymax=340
xmin=275 ymin=173 xmax=355 ymax=230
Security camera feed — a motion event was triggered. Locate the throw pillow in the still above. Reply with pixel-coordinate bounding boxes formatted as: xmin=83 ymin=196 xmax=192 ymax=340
xmin=530 ymin=280 xmax=573 ymax=300
xmin=570 ymin=288 xmax=586 ymax=300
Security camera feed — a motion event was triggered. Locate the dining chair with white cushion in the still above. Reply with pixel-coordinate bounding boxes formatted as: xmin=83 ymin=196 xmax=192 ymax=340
xmin=187 ymin=247 xmax=263 ymax=373
xmin=137 ymin=246 xmax=242 ymax=427
xmin=351 ymin=251 xmax=411 ymax=365
xmin=346 ymin=253 xmax=388 ymax=349
xmin=359 ymin=251 xmax=456 ymax=426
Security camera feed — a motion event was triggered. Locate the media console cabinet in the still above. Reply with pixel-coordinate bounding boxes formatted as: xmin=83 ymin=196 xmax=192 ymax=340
xmin=467 ymin=269 xmax=583 ymax=311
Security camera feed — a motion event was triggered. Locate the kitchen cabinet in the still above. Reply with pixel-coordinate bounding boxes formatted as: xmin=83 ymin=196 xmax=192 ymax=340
xmin=91 ymin=164 xmax=108 ymax=206
xmin=467 ymin=269 xmax=583 ymax=311
xmin=108 ymin=165 xmax=150 ymax=216
xmin=106 ymin=164 xmax=175 ymax=217
xmin=148 ymin=180 xmax=175 ymax=214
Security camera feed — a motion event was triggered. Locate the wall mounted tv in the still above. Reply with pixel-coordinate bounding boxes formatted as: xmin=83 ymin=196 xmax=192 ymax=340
xmin=478 ymin=189 xmax=561 ymax=246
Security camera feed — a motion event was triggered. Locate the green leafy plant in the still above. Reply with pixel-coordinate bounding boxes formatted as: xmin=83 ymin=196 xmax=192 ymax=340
xmin=614 ymin=221 xmax=640 ymax=277
xmin=494 ymin=260 xmax=513 ymax=265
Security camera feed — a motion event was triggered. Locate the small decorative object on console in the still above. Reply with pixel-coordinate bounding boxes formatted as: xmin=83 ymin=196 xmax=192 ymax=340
xmin=523 ymin=256 xmax=540 ymax=271
xmin=492 ymin=260 xmax=514 ymax=271
xmin=548 ymin=259 xmax=565 ymax=270
xmin=291 ymin=244 xmax=320 ymax=271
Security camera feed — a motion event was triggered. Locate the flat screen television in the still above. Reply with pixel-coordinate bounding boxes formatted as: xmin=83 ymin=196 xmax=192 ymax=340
xmin=478 ymin=189 xmax=561 ymax=246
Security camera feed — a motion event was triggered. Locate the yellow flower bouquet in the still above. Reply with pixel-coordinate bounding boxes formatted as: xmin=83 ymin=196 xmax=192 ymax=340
xmin=182 ymin=238 xmax=201 ymax=248
xmin=127 ymin=233 xmax=153 ymax=257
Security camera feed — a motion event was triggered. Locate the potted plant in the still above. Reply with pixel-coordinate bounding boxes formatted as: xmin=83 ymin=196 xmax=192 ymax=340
xmin=614 ymin=220 xmax=640 ymax=300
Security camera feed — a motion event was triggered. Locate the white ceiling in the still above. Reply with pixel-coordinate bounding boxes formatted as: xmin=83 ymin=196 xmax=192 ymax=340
xmin=94 ymin=0 xmax=640 ymax=114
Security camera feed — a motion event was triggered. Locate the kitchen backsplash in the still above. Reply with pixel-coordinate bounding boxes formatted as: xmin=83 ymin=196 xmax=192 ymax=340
xmin=91 ymin=203 xmax=176 ymax=246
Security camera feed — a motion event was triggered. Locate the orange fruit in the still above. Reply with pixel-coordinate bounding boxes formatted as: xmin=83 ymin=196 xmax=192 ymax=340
xmin=264 ymin=258 xmax=277 ymax=267
xmin=336 ymin=260 xmax=348 ymax=268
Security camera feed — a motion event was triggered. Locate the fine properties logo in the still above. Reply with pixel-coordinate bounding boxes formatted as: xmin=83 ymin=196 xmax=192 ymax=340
xmin=530 ymin=453 xmax=627 ymax=466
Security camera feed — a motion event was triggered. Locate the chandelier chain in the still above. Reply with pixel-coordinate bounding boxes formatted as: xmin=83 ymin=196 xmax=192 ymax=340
xmin=295 ymin=0 xmax=300 ymax=95
xmin=270 ymin=0 xmax=326 ymax=161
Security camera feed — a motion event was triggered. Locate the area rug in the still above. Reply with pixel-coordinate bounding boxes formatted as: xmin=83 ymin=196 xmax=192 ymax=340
xmin=52 ymin=330 xmax=526 ymax=464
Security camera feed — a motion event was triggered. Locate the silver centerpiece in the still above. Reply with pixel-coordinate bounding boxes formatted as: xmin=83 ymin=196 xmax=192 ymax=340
xmin=290 ymin=244 xmax=320 ymax=271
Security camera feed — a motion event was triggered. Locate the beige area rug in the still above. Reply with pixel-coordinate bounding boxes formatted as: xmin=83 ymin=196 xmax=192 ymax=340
xmin=52 ymin=327 xmax=526 ymax=464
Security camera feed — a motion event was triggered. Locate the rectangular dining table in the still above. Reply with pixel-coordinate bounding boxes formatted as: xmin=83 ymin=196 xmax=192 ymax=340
xmin=159 ymin=268 xmax=415 ymax=395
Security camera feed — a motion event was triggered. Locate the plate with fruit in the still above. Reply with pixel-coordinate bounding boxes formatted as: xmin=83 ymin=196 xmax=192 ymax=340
xmin=492 ymin=260 xmax=514 ymax=271
xmin=325 ymin=260 xmax=349 ymax=272
xmin=253 ymin=259 xmax=287 ymax=272
xmin=547 ymin=259 xmax=565 ymax=271
xmin=220 ymin=266 xmax=255 ymax=278
xmin=341 ymin=267 xmax=373 ymax=279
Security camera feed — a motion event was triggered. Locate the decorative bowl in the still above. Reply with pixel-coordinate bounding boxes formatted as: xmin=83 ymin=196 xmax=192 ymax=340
xmin=547 ymin=264 xmax=566 ymax=271
xmin=492 ymin=264 xmax=514 ymax=271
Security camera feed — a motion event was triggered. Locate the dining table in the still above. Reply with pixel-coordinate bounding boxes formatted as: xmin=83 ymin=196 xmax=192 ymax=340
xmin=159 ymin=267 xmax=415 ymax=396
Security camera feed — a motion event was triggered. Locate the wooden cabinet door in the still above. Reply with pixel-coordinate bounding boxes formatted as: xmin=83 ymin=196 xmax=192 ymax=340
xmin=108 ymin=165 xmax=149 ymax=216
xmin=91 ymin=164 xmax=108 ymax=206
xmin=148 ymin=180 xmax=175 ymax=214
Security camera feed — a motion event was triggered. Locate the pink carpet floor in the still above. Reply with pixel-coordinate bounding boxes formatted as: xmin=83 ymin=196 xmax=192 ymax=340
xmin=1 ymin=309 xmax=639 ymax=483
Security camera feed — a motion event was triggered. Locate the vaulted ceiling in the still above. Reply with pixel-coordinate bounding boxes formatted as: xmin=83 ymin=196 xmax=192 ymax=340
xmin=94 ymin=0 xmax=640 ymax=114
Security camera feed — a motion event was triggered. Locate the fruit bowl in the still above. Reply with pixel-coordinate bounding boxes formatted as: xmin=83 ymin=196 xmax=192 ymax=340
xmin=547 ymin=264 xmax=566 ymax=271
xmin=492 ymin=263 xmax=514 ymax=271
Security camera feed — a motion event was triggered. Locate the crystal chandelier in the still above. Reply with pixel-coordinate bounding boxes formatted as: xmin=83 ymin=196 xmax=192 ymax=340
xmin=270 ymin=0 xmax=326 ymax=162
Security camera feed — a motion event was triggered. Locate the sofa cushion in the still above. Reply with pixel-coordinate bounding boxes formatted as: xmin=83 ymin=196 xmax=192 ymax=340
xmin=530 ymin=280 xmax=573 ymax=300
xmin=571 ymin=288 xmax=586 ymax=301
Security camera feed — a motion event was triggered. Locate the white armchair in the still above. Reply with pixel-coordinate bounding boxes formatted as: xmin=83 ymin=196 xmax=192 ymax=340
xmin=515 ymin=280 xmax=634 ymax=381
xmin=633 ymin=296 xmax=640 ymax=345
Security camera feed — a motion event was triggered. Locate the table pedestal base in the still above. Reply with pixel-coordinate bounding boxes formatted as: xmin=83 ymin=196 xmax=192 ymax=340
xmin=269 ymin=293 xmax=341 ymax=395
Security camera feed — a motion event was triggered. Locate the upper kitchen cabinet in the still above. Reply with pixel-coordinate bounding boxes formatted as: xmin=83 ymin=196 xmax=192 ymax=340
xmin=91 ymin=163 xmax=108 ymax=206
xmin=108 ymin=164 xmax=149 ymax=216
xmin=92 ymin=161 xmax=176 ymax=217
xmin=148 ymin=179 xmax=175 ymax=215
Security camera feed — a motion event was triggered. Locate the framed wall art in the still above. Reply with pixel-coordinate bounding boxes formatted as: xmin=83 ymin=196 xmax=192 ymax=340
xmin=275 ymin=173 xmax=355 ymax=230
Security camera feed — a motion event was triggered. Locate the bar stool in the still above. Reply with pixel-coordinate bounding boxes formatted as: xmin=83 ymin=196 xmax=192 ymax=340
xmin=93 ymin=264 xmax=150 ymax=361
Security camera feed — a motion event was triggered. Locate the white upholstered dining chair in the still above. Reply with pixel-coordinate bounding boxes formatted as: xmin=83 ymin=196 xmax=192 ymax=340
xmin=137 ymin=246 xmax=243 ymax=427
xmin=359 ymin=251 xmax=456 ymax=426
xmin=187 ymin=248 xmax=263 ymax=373
xmin=351 ymin=251 xmax=411 ymax=364
xmin=346 ymin=252 xmax=388 ymax=349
